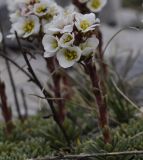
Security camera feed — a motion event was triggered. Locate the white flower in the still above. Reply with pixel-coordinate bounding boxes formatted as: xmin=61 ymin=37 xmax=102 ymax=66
xmin=0 ymin=32 xmax=3 ymax=43
xmin=86 ymin=0 xmax=107 ymax=13
xmin=10 ymin=12 xmax=21 ymax=23
xmin=42 ymin=35 xmax=59 ymax=57
xmin=11 ymin=15 xmax=40 ymax=38
xmin=59 ymin=33 xmax=75 ymax=48
xmin=56 ymin=46 xmax=81 ymax=68
xmin=78 ymin=0 xmax=88 ymax=3
xmin=17 ymin=0 xmax=62 ymax=28
xmin=80 ymin=36 xmax=99 ymax=56
xmin=64 ymin=5 xmax=76 ymax=16
xmin=33 ymin=0 xmax=59 ymax=17
xmin=44 ymin=12 xmax=74 ymax=34
xmin=75 ymin=13 xmax=100 ymax=33
xmin=20 ymin=4 xmax=33 ymax=16
xmin=33 ymin=2 xmax=49 ymax=16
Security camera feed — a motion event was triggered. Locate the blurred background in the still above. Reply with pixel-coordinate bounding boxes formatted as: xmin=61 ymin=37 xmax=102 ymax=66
xmin=0 ymin=0 xmax=143 ymax=118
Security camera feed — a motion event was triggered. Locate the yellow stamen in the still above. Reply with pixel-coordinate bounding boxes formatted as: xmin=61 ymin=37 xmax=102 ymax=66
xmin=23 ymin=21 xmax=34 ymax=33
xmin=52 ymin=40 xmax=58 ymax=49
xmin=64 ymin=49 xmax=77 ymax=61
xmin=36 ymin=5 xmax=47 ymax=14
xmin=80 ymin=20 xmax=90 ymax=30
xmin=44 ymin=14 xmax=53 ymax=21
xmin=91 ymin=0 xmax=101 ymax=9
xmin=63 ymin=35 xmax=73 ymax=44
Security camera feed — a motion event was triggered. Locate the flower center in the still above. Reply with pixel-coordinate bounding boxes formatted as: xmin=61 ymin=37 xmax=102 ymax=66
xmin=80 ymin=20 xmax=90 ymax=30
xmin=64 ymin=49 xmax=77 ymax=61
xmin=23 ymin=21 xmax=34 ymax=33
xmin=63 ymin=35 xmax=73 ymax=44
xmin=91 ymin=0 xmax=101 ymax=9
xmin=44 ymin=14 xmax=53 ymax=21
xmin=36 ymin=5 xmax=47 ymax=14
xmin=80 ymin=43 xmax=86 ymax=50
xmin=51 ymin=40 xmax=58 ymax=49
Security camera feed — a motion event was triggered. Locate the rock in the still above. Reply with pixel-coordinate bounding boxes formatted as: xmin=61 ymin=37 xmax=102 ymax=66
xmin=100 ymin=0 xmax=122 ymax=26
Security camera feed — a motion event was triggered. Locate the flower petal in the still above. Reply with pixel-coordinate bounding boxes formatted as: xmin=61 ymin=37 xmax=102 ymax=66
xmin=56 ymin=46 xmax=81 ymax=68
xmin=44 ymin=51 xmax=56 ymax=58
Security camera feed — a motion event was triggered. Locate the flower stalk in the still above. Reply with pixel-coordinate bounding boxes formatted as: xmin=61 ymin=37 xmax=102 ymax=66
xmin=15 ymin=32 xmax=70 ymax=146
xmin=0 ymin=80 xmax=15 ymax=134
xmin=46 ymin=58 xmax=66 ymax=124
xmin=84 ymin=58 xmax=110 ymax=143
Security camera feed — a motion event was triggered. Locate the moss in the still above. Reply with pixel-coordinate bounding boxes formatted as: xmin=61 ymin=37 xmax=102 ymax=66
xmin=1 ymin=115 xmax=143 ymax=159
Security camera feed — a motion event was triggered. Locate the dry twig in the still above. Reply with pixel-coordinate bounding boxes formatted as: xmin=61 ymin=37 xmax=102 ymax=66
xmin=28 ymin=150 xmax=143 ymax=160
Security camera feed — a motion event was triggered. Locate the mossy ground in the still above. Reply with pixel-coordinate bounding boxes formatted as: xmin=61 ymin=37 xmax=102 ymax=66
xmin=1 ymin=113 xmax=143 ymax=160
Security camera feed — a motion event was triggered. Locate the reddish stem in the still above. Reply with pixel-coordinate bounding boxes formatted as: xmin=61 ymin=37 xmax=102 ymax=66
xmin=95 ymin=28 xmax=108 ymax=76
xmin=84 ymin=58 xmax=111 ymax=144
xmin=72 ymin=0 xmax=89 ymax=13
xmin=46 ymin=58 xmax=66 ymax=124
xmin=53 ymin=73 xmax=66 ymax=124
xmin=0 ymin=80 xmax=14 ymax=134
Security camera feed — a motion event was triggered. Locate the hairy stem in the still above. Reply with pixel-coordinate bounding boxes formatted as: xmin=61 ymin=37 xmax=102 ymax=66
xmin=95 ymin=27 xmax=108 ymax=76
xmin=46 ymin=58 xmax=66 ymax=124
xmin=84 ymin=58 xmax=110 ymax=143
xmin=0 ymin=80 xmax=14 ymax=134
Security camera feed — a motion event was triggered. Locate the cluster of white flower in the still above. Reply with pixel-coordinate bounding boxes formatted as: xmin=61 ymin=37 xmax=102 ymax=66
xmin=8 ymin=0 xmax=62 ymax=38
xmin=8 ymin=0 xmax=100 ymax=68
xmin=78 ymin=0 xmax=107 ymax=13
xmin=42 ymin=9 xmax=99 ymax=68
